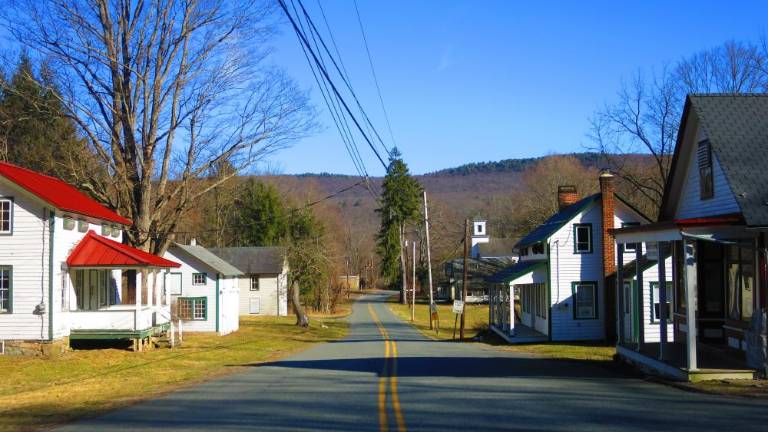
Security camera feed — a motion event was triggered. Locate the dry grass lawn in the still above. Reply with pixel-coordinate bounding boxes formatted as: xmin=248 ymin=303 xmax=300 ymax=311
xmin=0 ymin=316 xmax=348 ymax=432
xmin=389 ymin=301 xmax=488 ymax=340
xmin=496 ymin=341 xmax=617 ymax=363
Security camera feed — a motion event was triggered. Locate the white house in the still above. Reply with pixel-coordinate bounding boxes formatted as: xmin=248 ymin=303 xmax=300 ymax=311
xmin=613 ymin=94 xmax=768 ymax=381
xmin=0 ymin=162 xmax=180 ymax=355
xmin=163 ymin=242 xmax=242 ymax=335
xmin=488 ymin=173 xmax=672 ymax=343
xmin=210 ymin=247 xmax=289 ymax=316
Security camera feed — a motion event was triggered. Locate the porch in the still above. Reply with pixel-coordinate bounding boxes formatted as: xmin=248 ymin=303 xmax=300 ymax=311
xmin=490 ymin=322 xmax=548 ymax=344
xmin=487 ymin=260 xmax=549 ymax=343
xmin=613 ymin=219 xmax=765 ymax=381
xmin=65 ymin=231 xmax=181 ymax=349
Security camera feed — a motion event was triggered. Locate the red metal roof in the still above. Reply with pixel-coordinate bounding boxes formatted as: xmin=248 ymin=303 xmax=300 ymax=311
xmin=67 ymin=231 xmax=180 ymax=268
xmin=0 ymin=161 xmax=131 ymax=225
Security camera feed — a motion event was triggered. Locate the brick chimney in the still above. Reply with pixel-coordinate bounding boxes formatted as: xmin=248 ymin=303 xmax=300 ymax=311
xmin=599 ymin=171 xmax=616 ymax=278
xmin=557 ymin=185 xmax=580 ymax=210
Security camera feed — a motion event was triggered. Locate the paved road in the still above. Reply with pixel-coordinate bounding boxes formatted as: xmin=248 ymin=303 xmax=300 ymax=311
xmin=60 ymin=293 xmax=768 ymax=431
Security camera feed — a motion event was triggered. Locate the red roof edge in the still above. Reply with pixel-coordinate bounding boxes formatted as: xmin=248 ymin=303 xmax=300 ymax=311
xmin=67 ymin=231 xmax=180 ymax=268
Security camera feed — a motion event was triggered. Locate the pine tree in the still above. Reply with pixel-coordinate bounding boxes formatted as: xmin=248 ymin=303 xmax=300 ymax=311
xmin=376 ymin=148 xmax=422 ymax=302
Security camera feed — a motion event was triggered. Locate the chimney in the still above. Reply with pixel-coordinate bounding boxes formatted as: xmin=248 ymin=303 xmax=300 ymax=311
xmin=190 ymin=238 xmax=197 ymax=246
xmin=599 ymin=171 xmax=616 ymax=278
xmin=557 ymin=185 xmax=580 ymax=210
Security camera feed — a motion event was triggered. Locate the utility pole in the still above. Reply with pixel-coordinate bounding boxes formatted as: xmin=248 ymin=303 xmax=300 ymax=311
xmin=410 ymin=240 xmax=416 ymax=321
xmin=399 ymin=223 xmax=407 ymax=304
xmin=460 ymin=219 xmax=470 ymax=340
xmin=423 ymin=191 xmax=435 ymax=329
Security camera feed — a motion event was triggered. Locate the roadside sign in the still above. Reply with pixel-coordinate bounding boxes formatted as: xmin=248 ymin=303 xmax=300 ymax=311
xmin=452 ymin=300 xmax=464 ymax=314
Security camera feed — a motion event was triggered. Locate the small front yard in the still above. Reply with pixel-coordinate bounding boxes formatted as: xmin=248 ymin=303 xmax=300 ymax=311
xmin=0 ymin=316 xmax=348 ymax=432
xmin=388 ymin=301 xmax=488 ymax=340
xmin=494 ymin=341 xmax=616 ymax=363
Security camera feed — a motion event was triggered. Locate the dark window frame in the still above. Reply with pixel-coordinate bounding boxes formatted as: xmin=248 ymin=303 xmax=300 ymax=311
xmin=572 ymin=281 xmax=598 ymax=320
xmin=0 ymin=197 xmax=13 ymax=235
xmin=649 ymin=281 xmax=672 ymax=324
xmin=621 ymin=222 xmax=640 ymax=252
xmin=250 ymin=275 xmax=260 ymax=291
xmin=0 ymin=266 xmax=12 ymax=313
xmin=573 ymin=223 xmax=593 ymax=254
xmin=178 ymin=296 xmax=207 ymax=320
xmin=192 ymin=272 xmax=207 ymax=286
xmin=698 ymin=140 xmax=714 ymax=200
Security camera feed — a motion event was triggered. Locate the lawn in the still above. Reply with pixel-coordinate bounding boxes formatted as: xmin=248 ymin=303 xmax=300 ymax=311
xmin=495 ymin=341 xmax=616 ymax=363
xmin=388 ymin=301 xmax=488 ymax=340
xmin=0 ymin=316 xmax=348 ymax=432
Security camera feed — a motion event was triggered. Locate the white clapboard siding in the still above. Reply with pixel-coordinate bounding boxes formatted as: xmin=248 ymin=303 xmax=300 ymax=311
xmin=676 ymin=128 xmax=740 ymax=219
xmin=547 ymin=199 xmax=649 ymax=342
xmin=238 ymin=273 xmax=287 ymax=316
xmin=162 ymin=249 xmax=217 ymax=333
xmin=0 ymin=182 xmax=50 ymax=340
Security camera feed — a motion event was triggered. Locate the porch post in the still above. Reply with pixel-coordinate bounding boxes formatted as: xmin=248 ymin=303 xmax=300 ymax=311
xmin=617 ymin=243 xmax=624 ymax=345
xmin=509 ymin=283 xmax=516 ymax=336
xmin=165 ymin=270 xmax=170 ymax=306
xmin=154 ymin=270 xmax=161 ymax=310
xmin=683 ymin=239 xmax=698 ymax=371
xmin=636 ymin=244 xmax=644 ymax=351
xmin=489 ymin=285 xmax=494 ymax=328
xmin=148 ymin=270 xmax=154 ymax=309
xmin=135 ymin=270 xmax=142 ymax=331
xmin=658 ymin=241 xmax=668 ymax=360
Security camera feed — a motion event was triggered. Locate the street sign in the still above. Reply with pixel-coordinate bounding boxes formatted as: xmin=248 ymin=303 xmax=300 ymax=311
xmin=452 ymin=300 xmax=464 ymax=314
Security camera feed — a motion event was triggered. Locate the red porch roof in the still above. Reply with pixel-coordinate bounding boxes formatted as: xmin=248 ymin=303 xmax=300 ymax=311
xmin=67 ymin=231 xmax=180 ymax=268
xmin=0 ymin=161 xmax=131 ymax=225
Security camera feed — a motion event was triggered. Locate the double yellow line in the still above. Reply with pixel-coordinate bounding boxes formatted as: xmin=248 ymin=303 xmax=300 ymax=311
xmin=368 ymin=304 xmax=406 ymax=432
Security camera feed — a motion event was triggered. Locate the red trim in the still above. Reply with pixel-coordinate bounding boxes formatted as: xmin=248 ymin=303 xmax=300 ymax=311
xmin=0 ymin=161 xmax=131 ymax=225
xmin=672 ymin=214 xmax=743 ymax=226
xmin=67 ymin=231 xmax=180 ymax=268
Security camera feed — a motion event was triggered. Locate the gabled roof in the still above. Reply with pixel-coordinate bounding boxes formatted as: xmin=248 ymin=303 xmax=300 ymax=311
xmin=0 ymin=162 xmax=131 ymax=225
xmin=171 ymin=244 xmax=243 ymax=277
xmin=661 ymin=94 xmax=768 ymax=226
xmin=486 ymin=260 xmax=546 ymax=284
xmin=515 ymin=194 xmax=600 ymax=249
xmin=67 ymin=231 xmax=180 ymax=268
xmin=209 ymin=247 xmax=286 ymax=274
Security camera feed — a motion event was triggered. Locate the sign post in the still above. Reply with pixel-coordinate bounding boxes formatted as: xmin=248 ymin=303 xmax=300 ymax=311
xmin=452 ymin=299 xmax=464 ymax=339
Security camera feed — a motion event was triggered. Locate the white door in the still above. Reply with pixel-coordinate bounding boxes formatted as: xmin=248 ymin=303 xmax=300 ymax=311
xmin=249 ymin=297 xmax=261 ymax=314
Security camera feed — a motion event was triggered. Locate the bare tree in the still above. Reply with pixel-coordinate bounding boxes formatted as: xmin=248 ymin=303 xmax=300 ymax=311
xmin=589 ymin=40 xmax=767 ymax=216
xmin=1 ymin=0 xmax=315 ymax=253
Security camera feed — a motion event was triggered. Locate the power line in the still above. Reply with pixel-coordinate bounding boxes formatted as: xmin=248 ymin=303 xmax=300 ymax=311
xmin=290 ymin=0 xmax=392 ymax=162
xmin=353 ymin=0 xmax=398 ymax=151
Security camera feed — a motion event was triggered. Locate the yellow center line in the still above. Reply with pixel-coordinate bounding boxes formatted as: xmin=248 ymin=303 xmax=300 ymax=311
xmin=369 ymin=304 xmax=407 ymax=432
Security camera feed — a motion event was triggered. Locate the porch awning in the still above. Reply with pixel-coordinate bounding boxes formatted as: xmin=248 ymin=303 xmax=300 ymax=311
xmin=67 ymin=231 xmax=181 ymax=268
xmin=486 ymin=260 xmax=546 ymax=284
xmin=611 ymin=214 xmax=745 ymax=244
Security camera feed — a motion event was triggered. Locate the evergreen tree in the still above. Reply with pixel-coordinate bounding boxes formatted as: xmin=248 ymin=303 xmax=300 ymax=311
xmin=230 ymin=179 xmax=288 ymax=246
xmin=0 ymin=55 xmax=90 ymax=181
xmin=376 ymin=148 xmax=422 ymax=302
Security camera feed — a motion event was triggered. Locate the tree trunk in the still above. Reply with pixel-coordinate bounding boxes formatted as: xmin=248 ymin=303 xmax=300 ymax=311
xmin=290 ymin=281 xmax=309 ymax=327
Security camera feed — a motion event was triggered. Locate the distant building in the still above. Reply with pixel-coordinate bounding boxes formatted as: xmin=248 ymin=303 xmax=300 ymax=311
xmin=210 ymin=247 xmax=289 ymax=317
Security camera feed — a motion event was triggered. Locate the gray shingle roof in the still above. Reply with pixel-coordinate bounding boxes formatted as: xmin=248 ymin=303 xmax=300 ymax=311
xmin=171 ymin=244 xmax=244 ymax=277
xmin=209 ymin=247 xmax=286 ymax=275
xmin=687 ymin=94 xmax=768 ymax=226
xmin=486 ymin=260 xmax=546 ymax=284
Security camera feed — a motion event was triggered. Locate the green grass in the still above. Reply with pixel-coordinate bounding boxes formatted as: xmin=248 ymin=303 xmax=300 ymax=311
xmin=0 ymin=316 xmax=348 ymax=432
xmin=679 ymin=379 xmax=768 ymax=398
xmin=388 ymin=301 xmax=488 ymax=340
xmin=496 ymin=341 xmax=616 ymax=362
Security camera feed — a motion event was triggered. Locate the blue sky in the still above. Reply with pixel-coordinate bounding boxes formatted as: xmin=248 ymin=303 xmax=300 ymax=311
xmin=266 ymin=0 xmax=768 ymax=175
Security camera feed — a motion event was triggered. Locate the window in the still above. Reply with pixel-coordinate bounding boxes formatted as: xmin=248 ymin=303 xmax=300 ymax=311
xmin=101 ymin=224 xmax=110 ymax=236
xmin=573 ymin=224 xmax=592 ymax=254
xmin=698 ymin=140 xmax=714 ymax=200
xmin=649 ymin=281 xmax=672 ymax=323
xmin=77 ymin=219 xmax=89 ymax=233
xmin=178 ymin=297 xmax=207 ymax=320
xmin=111 ymin=225 xmax=120 ymax=238
xmin=531 ymin=242 xmax=544 ymax=255
xmin=572 ymin=282 xmax=597 ymax=319
xmin=476 ymin=224 xmax=483 ymax=234
xmin=621 ymin=222 xmax=640 ymax=252
xmin=0 ymin=198 xmax=12 ymax=234
xmin=74 ymin=270 xmax=85 ymax=310
xmin=726 ymin=244 xmax=755 ymax=322
xmin=250 ymin=275 xmax=260 ymax=291
xmin=520 ymin=247 xmax=529 ymax=257
xmin=192 ymin=273 xmax=207 ymax=285
xmin=0 ymin=266 xmax=11 ymax=313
